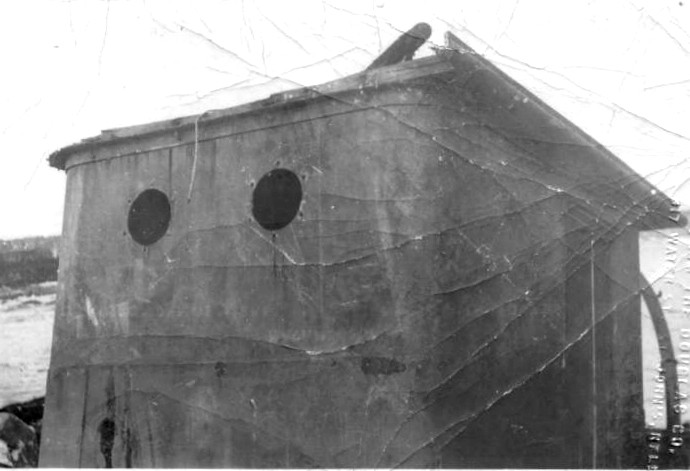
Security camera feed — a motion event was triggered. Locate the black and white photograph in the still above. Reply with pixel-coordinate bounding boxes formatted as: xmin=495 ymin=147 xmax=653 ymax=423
xmin=1 ymin=1 xmax=689 ymax=468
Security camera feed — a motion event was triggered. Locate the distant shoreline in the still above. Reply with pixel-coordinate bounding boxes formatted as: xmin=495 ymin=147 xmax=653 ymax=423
xmin=0 ymin=236 xmax=59 ymax=291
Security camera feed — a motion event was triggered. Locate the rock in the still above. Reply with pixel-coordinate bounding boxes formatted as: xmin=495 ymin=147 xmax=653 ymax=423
xmin=0 ymin=398 xmax=44 ymax=443
xmin=0 ymin=413 xmax=39 ymax=467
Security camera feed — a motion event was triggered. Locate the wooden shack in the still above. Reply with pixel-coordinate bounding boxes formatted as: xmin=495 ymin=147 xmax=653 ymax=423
xmin=40 ymin=31 xmax=683 ymax=468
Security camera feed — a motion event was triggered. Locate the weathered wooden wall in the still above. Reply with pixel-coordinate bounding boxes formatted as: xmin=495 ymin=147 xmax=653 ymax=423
xmin=41 ymin=67 xmax=645 ymax=467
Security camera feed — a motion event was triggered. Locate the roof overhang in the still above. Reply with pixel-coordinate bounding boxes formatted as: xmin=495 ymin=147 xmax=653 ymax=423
xmin=48 ymin=31 xmax=685 ymax=231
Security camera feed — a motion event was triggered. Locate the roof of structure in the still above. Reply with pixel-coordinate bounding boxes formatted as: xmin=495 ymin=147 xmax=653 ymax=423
xmin=48 ymin=31 xmax=684 ymax=230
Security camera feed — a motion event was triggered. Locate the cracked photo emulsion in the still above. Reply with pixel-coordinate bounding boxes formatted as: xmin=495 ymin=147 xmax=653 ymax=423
xmin=1 ymin=2 xmax=689 ymax=469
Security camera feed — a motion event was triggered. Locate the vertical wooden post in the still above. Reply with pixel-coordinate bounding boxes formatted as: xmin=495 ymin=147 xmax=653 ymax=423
xmin=593 ymin=228 xmax=645 ymax=467
xmin=564 ymin=224 xmax=596 ymax=468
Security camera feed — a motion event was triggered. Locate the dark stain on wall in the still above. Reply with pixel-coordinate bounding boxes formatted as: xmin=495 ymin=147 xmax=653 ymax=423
xmin=360 ymin=356 xmax=406 ymax=376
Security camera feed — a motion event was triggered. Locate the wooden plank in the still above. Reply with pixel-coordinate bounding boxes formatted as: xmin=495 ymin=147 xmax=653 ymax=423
xmin=593 ymin=228 xmax=645 ymax=467
xmin=561 ymin=216 xmax=646 ymax=468
xmin=38 ymin=367 xmax=88 ymax=467
xmin=563 ymin=224 xmax=596 ymax=468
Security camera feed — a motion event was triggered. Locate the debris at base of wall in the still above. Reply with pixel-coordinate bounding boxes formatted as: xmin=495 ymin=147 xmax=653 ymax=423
xmin=0 ymin=412 xmax=39 ymax=467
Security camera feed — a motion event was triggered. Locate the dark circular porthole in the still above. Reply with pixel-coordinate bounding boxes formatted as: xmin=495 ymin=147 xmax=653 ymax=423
xmin=252 ymin=169 xmax=302 ymax=231
xmin=127 ymin=189 xmax=171 ymax=246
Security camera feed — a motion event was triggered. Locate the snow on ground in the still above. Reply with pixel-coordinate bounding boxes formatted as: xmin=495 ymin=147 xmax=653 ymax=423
xmin=0 ymin=285 xmax=55 ymax=408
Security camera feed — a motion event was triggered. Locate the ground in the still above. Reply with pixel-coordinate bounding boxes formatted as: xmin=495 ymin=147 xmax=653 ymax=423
xmin=0 ymin=283 xmax=55 ymax=409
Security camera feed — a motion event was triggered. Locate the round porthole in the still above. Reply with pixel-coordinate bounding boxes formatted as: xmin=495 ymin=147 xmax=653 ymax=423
xmin=252 ymin=169 xmax=302 ymax=231
xmin=127 ymin=189 xmax=171 ymax=245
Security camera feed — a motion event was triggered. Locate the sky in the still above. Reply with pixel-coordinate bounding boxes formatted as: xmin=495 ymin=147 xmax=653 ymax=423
xmin=0 ymin=0 xmax=689 ymax=239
